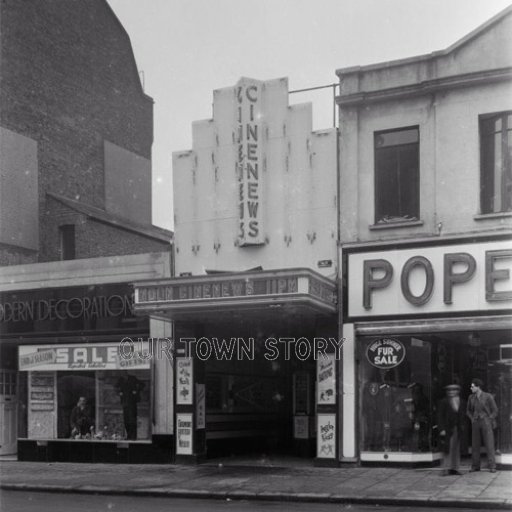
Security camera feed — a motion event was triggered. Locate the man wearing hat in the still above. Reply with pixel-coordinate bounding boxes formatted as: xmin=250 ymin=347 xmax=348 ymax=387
xmin=466 ymin=378 xmax=498 ymax=473
xmin=438 ymin=384 xmax=466 ymax=475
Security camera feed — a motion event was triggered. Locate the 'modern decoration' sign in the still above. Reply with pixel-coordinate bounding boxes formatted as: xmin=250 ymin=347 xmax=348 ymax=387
xmin=236 ymin=78 xmax=264 ymax=246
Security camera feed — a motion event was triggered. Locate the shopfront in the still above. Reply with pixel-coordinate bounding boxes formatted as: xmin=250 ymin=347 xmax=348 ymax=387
xmin=134 ymin=267 xmax=339 ymax=463
xmin=0 ymin=252 xmax=174 ymax=463
xmin=342 ymin=237 xmax=512 ymax=467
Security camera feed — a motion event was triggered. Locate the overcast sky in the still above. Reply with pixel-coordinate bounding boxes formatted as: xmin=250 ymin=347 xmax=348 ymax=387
xmin=107 ymin=0 xmax=512 ymax=231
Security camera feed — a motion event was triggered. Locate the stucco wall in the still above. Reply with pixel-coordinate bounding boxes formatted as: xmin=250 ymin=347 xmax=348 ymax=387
xmin=338 ymin=11 xmax=512 ymax=244
xmin=173 ymin=77 xmax=338 ymax=277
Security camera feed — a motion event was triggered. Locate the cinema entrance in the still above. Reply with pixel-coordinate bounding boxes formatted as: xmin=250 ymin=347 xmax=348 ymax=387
xmin=134 ymin=267 xmax=339 ymax=464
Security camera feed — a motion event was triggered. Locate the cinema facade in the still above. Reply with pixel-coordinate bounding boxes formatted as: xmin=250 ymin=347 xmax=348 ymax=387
xmin=134 ymin=77 xmax=341 ymax=463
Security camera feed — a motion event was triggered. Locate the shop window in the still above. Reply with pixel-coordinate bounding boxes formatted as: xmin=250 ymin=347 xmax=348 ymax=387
xmin=25 ymin=370 xmax=150 ymax=441
xmin=480 ymin=111 xmax=512 ymax=214
xmin=360 ymin=336 xmax=433 ymax=453
xmin=374 ymin=127 xmax=419 ymax=224
xmin=60 ymin=224 xmax=75 ymax=260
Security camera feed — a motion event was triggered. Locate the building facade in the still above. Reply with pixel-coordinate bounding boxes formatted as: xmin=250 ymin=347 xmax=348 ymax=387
xmin=337 ymin=7 xmax=512 ymax=466
xmin=0 ymin=0 xmax=173 ymax=461
xmin=135 ymin=77 xmax=340 ymax=462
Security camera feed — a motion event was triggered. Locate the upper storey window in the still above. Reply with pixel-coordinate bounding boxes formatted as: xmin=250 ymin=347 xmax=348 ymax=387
xmin=480 ymin=112 xmax=512 ymax=214
xmin=60 ymin=224 xmax=75 ymax=260
xmin=374 ymin=127 xmax=419 ymax=224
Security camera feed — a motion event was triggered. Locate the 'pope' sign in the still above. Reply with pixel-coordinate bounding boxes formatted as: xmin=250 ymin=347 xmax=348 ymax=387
xmin=366 ymin=338 xmax=405 ymax=369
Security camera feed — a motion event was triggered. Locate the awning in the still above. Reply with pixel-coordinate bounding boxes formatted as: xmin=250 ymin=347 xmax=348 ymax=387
xmin=133 ymin=268 xmax=337 ymax=321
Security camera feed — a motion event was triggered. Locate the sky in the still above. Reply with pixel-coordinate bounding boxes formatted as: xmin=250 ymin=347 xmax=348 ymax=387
xmin=107 ymin=0 xmax=512 ymax=231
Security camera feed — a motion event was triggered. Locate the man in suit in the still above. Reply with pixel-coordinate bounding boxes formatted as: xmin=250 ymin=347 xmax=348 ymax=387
xmin=438 ymin=384 xmax=466 ymax=475
xmin=466 ymin=378 xmax=498 ymax=473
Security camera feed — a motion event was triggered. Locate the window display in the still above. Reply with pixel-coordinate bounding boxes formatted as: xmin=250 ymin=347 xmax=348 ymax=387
xmin=19 ymin=342 xmax=151 ymax=442
xmin=360 ymin=336 xmax=434 ymax=453
xmin=26 ymin=369 xmax=151 ymax=441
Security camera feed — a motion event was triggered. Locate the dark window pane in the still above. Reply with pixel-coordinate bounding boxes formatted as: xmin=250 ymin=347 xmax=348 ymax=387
xmin=60 ymin=225 xmax=75 ymax=260
xmin=480 ymin=111 xmax=512 ymax=214
xmin=375 ymin=128 xmax=419 ymax=223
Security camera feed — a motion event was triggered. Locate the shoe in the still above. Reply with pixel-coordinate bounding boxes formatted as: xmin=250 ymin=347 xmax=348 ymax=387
xmin=470 ymin=468 xmax=480 ymax=472
xmin=441 ymin=470 xmax=450 ymax=476
xmin=450 ymin=470 xmax=462 ymax=475
xmin=490 ymin=469 xmax=496 ymax=473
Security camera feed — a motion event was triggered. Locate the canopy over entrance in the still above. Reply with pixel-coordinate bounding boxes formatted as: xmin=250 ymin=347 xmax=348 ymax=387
xmin=133 ymin=268 xmax=337 ymax=321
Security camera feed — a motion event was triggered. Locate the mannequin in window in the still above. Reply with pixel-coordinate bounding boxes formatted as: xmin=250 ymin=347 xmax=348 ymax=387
xmin=116 ymin=374 xmax=145 ymax=440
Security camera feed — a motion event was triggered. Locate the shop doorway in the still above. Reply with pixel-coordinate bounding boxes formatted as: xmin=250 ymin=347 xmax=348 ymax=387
xmin=0 ymin=370 xmax=17 ymax=455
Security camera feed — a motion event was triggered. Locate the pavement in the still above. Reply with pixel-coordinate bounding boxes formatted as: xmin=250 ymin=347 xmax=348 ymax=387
xmin=1 ymin=458 xmax=511 ymax=509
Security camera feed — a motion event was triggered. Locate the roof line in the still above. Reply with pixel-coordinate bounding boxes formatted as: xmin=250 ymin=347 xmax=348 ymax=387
xmin=47 ymin=192 xmax=172 ymax=243
xmin=336 ymin=4 xmax=512 ymax=76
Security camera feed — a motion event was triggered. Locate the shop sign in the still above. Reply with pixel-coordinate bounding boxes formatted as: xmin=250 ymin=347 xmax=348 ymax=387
xmin=236 ymin=77 xmax=264 ymax=246
xmin=176 ymin=357 xmax=193 ymax=405
xmin=176 ymin=413 xmax=193 ymax=455
xmin=347 ymin=241 xmax=512 ymax=317
xmin=19 ymin=342 xmax=150 ymax=371
xmin=317 ymin=413 xmax=336 ymax=459
xmin=0 ymin=293 xmax=132 ymax=324
xmin=366 ymin=338 xmax=406 ymax=369
xmin=317 ymin=354 xmax=336 ymax=405
xmin=0 ymin=284 xmax=139 ymax=336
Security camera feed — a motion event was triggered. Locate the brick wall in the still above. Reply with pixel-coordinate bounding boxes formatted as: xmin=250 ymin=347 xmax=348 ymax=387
xmin=0 ymin=244 xmax=37 ymax=266
xmin=0 ymin=0 xmax=162 ymax=263
xmin=42 ymin=196 xmax=169 ymax=261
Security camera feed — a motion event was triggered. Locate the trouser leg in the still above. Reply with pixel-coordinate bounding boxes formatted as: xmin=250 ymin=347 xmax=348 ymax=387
xmin=471 ymin=421 xmax=481 ymax=469
xmin=482 ymin=419 xmax=496 ymax=469
xmin=451 ymin=428 xmax=460 ymax=470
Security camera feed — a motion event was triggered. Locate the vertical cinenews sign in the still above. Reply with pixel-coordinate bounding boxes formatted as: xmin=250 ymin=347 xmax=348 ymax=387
xmin=176 ymin=413 xmax=193 ymax=455
xmin=317 ymin=353 xmax=336 ymax=405
xmin=317 ymin=413 xmax=336 ymax=459
xmin=236 ymin=78 xmax=264 ymax=246
xmin=176 ymin=357 xmax=193 ymax=405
